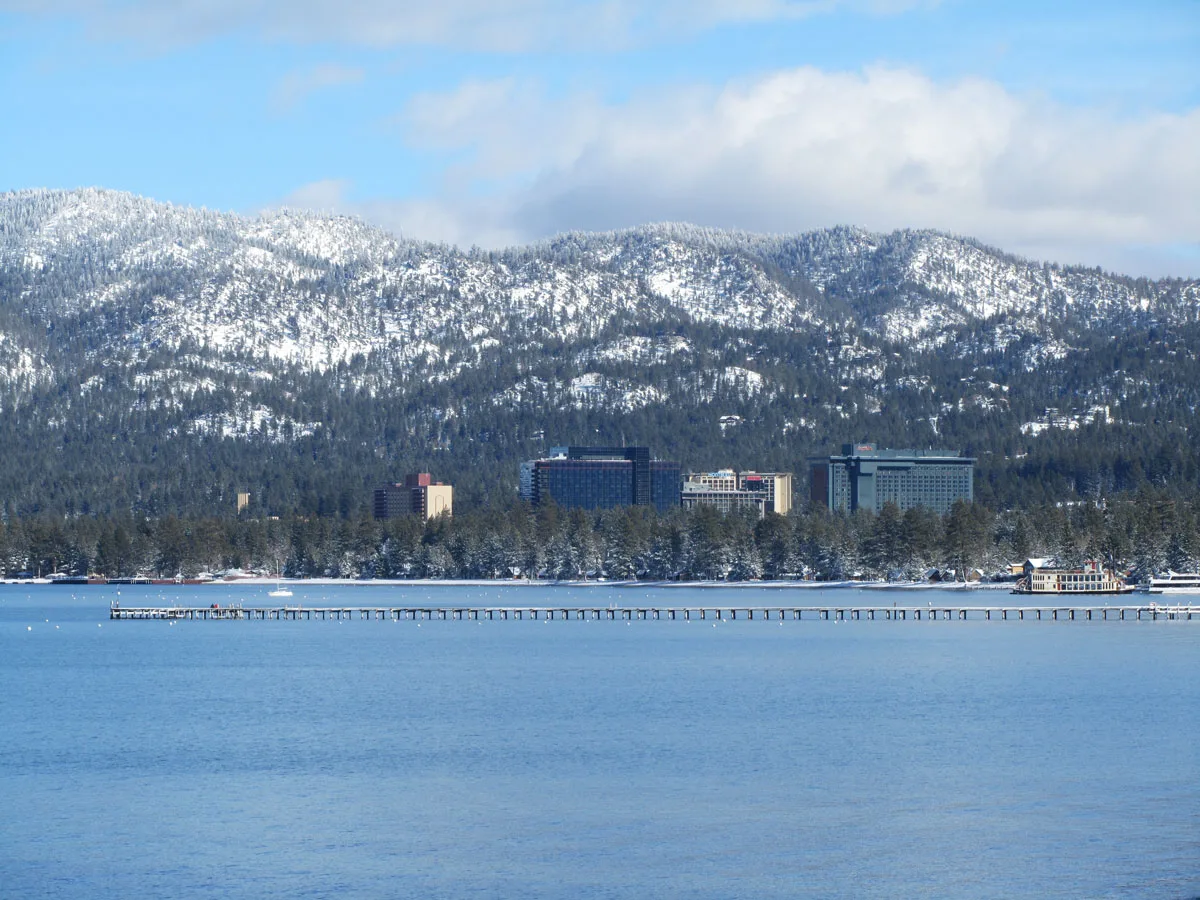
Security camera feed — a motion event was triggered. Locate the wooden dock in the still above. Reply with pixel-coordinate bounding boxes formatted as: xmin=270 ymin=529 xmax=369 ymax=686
xmin=109 ymin=603 xmax=1199 ymax=622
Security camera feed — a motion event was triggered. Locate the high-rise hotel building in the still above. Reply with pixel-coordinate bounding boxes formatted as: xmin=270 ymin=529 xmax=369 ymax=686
xmin=520 ymin=446 xmax=681 ymax=514
xmin=809 ymin=444 xmax=974 ymax=514
xmin=374 ymin=473 xmax=453 ymax=520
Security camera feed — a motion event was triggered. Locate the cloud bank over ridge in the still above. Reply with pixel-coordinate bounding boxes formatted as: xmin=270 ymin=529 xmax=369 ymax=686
xmin=297 ymin=66 xmax=1200 ymax=276
xmin=5 ymin=0 xmax=1197 ymax=276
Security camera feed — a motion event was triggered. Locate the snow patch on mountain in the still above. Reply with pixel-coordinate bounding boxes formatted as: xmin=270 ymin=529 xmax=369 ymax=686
xmin=0 ymin=335 xmax=47 ymax=386
xmin=567 ymin=373 xmax=667 ymax=411
xmin=584 ymin=335 xmax=692 ymax=365
xmin=189 ymin=407 xmax=321 ymax=441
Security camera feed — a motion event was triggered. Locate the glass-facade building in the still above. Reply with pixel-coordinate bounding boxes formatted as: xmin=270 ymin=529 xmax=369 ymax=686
xmin=809 ymin=444 xmax=974 ymax=514
xmin=649 ymin=461 xmax=683 ymax=512
xmin=521 ymin=447 xmax=681 ymax=514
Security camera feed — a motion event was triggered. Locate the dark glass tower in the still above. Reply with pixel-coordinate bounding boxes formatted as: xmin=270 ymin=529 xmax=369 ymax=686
xmin=523 ymin=447 xmax=680 ymax=513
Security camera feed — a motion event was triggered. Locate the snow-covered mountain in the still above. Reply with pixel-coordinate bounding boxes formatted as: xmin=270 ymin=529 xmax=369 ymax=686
xmin=4 ymin=187 xmax=1195 ymax=376
xmin=1 ymin=187 xmax=1198 ymax=516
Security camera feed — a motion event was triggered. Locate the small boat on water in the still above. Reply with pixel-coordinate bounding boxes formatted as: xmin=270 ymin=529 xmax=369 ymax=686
xmin=49 ymin=574 xmax=90 ymax=585
xmin=268 ymin=584 xmax=293 ymax=598
xmin=1145 ymin=571 xmax=1200 ymax=594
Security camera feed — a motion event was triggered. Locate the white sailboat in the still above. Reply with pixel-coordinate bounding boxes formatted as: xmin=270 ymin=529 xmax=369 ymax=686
xmin=268 ymin=582 xmax=293 ymax=598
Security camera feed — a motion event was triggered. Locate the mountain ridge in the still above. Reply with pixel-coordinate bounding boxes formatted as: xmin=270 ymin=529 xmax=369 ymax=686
xmin=1 ymin=187 xmax=1198 ymax=517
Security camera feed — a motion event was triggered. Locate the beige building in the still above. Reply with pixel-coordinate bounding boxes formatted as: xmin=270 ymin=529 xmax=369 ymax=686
xmin=416 ymin=483 xmax=453 ymax=519
xmin=740 ymin=471 xmax=792 ymax=516
xmin=681 ymin=482 xmax=769 ymax=517
xmin=374 ymin=473 xmax=453 ymax=521
xmin=681 ymin=470 xmax=793 ymax=517
xmin=689 ymin=469 xmax=739 ymax=492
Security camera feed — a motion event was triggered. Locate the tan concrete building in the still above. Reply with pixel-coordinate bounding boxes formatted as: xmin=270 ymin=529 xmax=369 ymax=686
xmin=374 ymin=473 xmax=453 ymax=521
xmin=739 ymin=471 xmax=792 ymax=516
xmin=416 ymin=483 xmax=453 ymax=519
xmin=681 ymin=482 xmax=770 ymax=517
xmin=689 ymin=469 xmax=739 ymax=492
xmin=681 ymin=470 xmax=793 ymax=517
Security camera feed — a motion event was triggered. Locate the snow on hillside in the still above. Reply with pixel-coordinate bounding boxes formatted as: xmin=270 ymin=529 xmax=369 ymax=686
xmin=0 ymin=187 xmax=1196 ymax=424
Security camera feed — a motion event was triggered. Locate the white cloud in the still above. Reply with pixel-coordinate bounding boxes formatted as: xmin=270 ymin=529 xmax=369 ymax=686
xmin=0 ymin=0 xmax=900 ymax=50
xmin=271 ymin=63 xmax=364 ymax=113
xmin=274 ymin=180 xmax=525 ymax=248
xmin=353 ymin=66 xmax=1198 ymax=275
xmin=277 ymin=178 xmax=353 ymax=212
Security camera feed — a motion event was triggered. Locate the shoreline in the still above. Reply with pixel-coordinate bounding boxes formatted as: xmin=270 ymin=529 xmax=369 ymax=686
xmin=3 ymin=577 xmax=1015 ymax=590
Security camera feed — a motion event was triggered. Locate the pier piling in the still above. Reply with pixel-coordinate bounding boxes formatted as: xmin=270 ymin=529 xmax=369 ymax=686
xmin=109 ymin=601 xmax=1198 ymax=625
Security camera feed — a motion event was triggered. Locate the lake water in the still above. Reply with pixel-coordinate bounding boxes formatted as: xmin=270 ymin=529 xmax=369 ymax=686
xmin=2 ymin=584 xmax=1198 ymax=899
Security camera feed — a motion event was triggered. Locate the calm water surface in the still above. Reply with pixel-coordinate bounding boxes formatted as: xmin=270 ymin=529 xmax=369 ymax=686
xmin=2 ymin=584 xmax=1197 ymax=899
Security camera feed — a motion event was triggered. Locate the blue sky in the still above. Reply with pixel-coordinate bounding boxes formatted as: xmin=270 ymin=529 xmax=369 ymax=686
xmin=2 ymin=0 xmax=1198 ymax=275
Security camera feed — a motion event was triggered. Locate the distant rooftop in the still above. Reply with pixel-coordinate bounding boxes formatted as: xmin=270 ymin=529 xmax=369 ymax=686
xmin=817 ymin=443 xmax=971 ymax=461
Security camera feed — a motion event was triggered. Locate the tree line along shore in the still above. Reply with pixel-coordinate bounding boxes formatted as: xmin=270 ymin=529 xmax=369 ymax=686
xmin=2 ymin=488 xmax=1197 ymax=583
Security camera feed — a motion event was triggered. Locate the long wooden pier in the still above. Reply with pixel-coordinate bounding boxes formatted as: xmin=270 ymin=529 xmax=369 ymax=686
xmin=110 ymin=603 xmax=1199 ymax=622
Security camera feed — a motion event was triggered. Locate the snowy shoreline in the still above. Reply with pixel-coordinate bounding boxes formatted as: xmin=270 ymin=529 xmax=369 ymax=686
xmin=5 ymin=577 xmax=1013 ymax=590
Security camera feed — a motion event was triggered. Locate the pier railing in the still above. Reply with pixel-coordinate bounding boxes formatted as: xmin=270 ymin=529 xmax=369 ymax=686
xmin=109 ymin=603 xmax=1199 ymax=622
